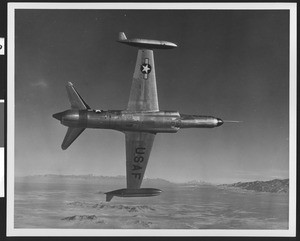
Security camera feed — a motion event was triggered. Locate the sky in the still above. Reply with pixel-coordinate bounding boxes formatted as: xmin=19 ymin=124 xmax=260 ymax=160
xmin=14 ymin=9 xmax=290 ymax=183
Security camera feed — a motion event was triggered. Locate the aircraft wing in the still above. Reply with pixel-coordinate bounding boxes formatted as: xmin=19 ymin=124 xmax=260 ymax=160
xmin=125 ymin=132 xmax=155 ymax=189
xmin=127 ymin=49 xmax=159 ymax=112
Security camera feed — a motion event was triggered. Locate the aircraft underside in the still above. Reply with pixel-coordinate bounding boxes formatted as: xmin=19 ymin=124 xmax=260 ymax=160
xmin=53 ymin=32 xmax=224 ymax=202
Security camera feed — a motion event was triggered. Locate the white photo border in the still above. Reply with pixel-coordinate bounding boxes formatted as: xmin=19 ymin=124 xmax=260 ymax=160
xmin=7 ymin=2 xmax=297 ymax=237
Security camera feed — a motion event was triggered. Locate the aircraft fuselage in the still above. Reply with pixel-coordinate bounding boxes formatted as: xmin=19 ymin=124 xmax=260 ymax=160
xmin=53 ymin=109 xmax=223 ymax=133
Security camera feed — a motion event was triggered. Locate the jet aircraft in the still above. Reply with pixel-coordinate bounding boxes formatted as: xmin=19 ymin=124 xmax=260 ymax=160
xmin=53 ymin=32 xmax=224 ymax=202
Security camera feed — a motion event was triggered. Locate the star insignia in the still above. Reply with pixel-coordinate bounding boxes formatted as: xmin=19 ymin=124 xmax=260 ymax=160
xmin=140 ymin=64 xmax=151 ymax=74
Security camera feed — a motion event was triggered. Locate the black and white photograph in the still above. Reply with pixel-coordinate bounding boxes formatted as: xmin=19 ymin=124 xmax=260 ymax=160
xmin=6 ymin=2 xmax=296 ymax=237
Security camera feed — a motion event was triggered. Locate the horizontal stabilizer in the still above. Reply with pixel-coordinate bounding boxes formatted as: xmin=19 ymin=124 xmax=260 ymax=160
xmin=62 ymin=127 xmax=85 ymax=150
xmin=105 ymin=188 xmax=162 ymax=202
xmin=66 ymin=82 xmax=90 ymax=110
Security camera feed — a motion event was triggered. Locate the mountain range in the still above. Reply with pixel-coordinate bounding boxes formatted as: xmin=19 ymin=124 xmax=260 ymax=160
xmin=220 ymin=179 xmax=289 ymax=193
xmin=16 ymin=174 xmax=289 ymax=194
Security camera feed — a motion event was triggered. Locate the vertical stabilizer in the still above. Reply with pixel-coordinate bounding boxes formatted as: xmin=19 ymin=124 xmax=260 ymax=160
xmin=66 ymin=82 xmax=90 ymax=110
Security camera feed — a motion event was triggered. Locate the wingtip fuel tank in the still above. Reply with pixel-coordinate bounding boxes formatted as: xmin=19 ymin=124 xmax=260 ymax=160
xmin=117 ymin=32 xmax=178 ymax=49
xmin=105 ymin=188 xmax=162 ymax=202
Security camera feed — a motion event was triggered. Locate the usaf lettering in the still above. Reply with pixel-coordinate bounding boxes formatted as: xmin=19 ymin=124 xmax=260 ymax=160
xmin=132 ymin=147 xmax=145 ymax=179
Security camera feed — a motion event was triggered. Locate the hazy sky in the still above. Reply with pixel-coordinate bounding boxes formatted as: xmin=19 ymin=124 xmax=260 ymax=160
xmin=14 ymin=9 xmax=289 ymax=183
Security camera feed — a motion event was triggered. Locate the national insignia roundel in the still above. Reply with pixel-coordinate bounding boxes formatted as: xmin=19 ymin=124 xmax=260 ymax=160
xmin=140 ymin=64 xmax=152 ymax=74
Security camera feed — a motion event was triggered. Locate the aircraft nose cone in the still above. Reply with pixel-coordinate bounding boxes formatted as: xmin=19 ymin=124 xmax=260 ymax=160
xmin=53 ymin=112 xmax=63 ymax=121
xmin=217 ymin=118 xmax=223 ymax=126
xmin=171 ymin=42 xmax=178 ymax=48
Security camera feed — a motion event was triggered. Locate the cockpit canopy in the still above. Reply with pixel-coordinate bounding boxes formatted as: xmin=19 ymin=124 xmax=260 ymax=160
xmin=93 ymin=109 xmax=103 ymax=113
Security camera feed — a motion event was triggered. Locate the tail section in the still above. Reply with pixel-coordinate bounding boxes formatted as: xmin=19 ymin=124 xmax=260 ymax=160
xmin=66 ymin=82 xmax=90 ymax=110
xmin=56 ymin=82 xmax=90 ymax=150
xmin=118 ymin=32 xmax=127 ymax=41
